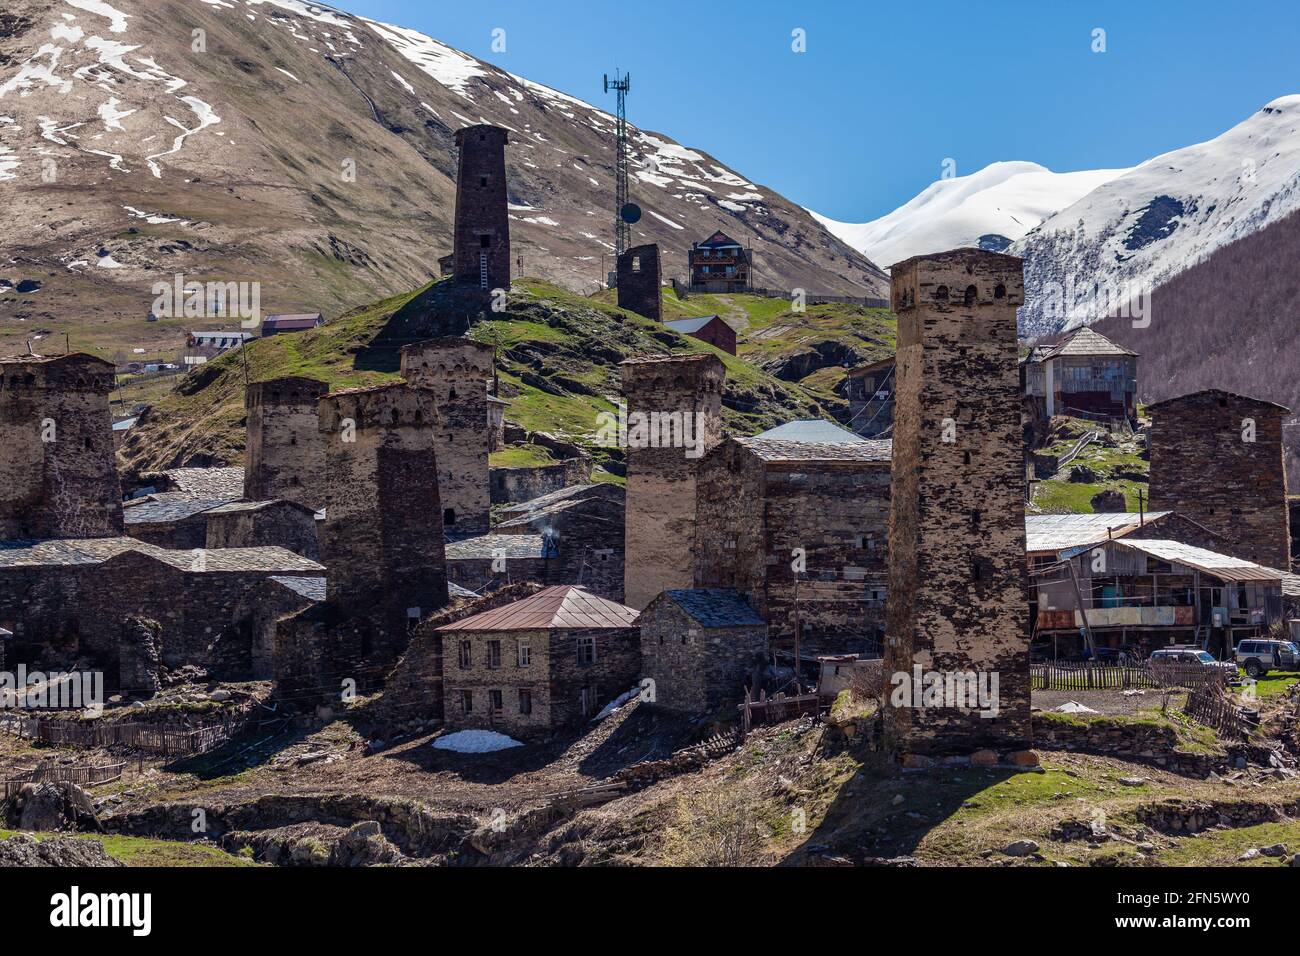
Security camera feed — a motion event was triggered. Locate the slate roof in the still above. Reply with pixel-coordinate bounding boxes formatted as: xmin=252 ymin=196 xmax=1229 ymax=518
xmin=269 ymin=575 xmax=327 ymax=602
xmin=1112 ymin=539 xmax=1284 ymax=582
xmin=444 ymin=533 xmax=549 ymax=560
xmin=162 ymin=467 xmax=245 ymax=499
xmin=665 ymin=316 xmax=722 ymax=335
xmin=660 ymin=588 xmax=766 ymax=627
xmin=123 ymin=496 xmax=237 ymax=525
xmin=738 ymin=437 xmax=892 ymax=463
xmin=1038 ymin=326 xmax=1136 ymax=361
xmin=1024 ymin=512 xmax=1170 ymax=555
xmin=204 ymin=499 xmax=315 ymax=516
xmin=1144 ymin=388 xmax=1292 ymax=414
xmin=497 ymin=483 xmax=623 ymax=518
xmin=751 ymin=419 xmax=867 ymax=444
xmin=438 ymin=585 xmax=639 ymax=632
xmin=0 ymin=537 xmax=322 ymax=574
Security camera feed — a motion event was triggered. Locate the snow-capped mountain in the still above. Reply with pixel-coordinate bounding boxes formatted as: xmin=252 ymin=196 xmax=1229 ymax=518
xmin=1015 ymin=96 xmax=1300 ymax=336
xmin=811 ymin=161 xmax=1129 ymax=268
xmin=0 ymin=0 xmax=883 ymax=354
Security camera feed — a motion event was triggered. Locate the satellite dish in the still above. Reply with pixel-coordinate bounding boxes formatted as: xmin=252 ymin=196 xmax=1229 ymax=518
xmin=620 ymin=202 xmax=642 ymax=224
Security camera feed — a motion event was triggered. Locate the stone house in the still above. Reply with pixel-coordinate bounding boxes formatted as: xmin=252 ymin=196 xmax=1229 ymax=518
xmin=203 ymin=499 xmax=320 ymax=560
xmin=437 ymin=586 xmax=641 ymax=739
xmin=843 ymin=357 xmax=895 ymax=439
xmin=494 ymin=487 xmax=625 ymax=601
xmin=123 ymin=494 xmax=238 ymax=549
xmin=445 ymin=533 xmax=555 ymax=595
xmin=638 ymin=588 xmax=767 ymax=716
xmin=1147 ymin=388 xmax=1291 ymax=572
xmin=694 ymin=427 xmax=892 ymax=656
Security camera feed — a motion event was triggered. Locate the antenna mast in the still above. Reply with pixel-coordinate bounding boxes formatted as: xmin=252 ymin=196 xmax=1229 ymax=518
xmin=604 ymin=70 xmax=632 ymax=259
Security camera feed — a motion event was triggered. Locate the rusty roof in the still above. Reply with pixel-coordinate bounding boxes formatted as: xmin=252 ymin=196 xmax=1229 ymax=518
xmin=438 ymin=585 xmax=639 ymax=632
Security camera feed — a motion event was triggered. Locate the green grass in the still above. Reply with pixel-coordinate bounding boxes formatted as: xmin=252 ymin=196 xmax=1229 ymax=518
xmin=0 ymin=829 xmax=260 ymax=867
xmin=1032 ymin=478 xmax=1147 ymax=513
xmin=1151 ymin=820 xmax=1300 ymax=866
xmin=490 ymin=444 xmax=558 ymax=468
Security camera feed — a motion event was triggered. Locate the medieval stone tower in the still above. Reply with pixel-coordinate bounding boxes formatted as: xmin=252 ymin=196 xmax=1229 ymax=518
xmin=617 ymin=243 xmax=662 ymax=322
xmin=620 ymin=353 xmax=725 ymax=609
xmin=400 ymin=338 xmax=493 ymax=534
xmin=0 ymin=353 xmax=123 ymax=540
xmin=1148 ymin=389 xmax=1291 ymax=570
xmin=883 ymin=249 xmax=1031 ymax=756
xmin=318 ymin=382 xmax=450 ymax=646
xmin=244 ymin=376 xmax=328 ymax=509
xmin=453 ymin=124 xmax=511 ymax=292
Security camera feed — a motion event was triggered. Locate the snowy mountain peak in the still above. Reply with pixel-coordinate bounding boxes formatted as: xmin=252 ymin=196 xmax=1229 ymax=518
xmin=811 ymin=161 xmax=1130 ymax=268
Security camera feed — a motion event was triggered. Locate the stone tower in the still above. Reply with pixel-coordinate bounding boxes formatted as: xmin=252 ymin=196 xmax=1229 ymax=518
xmin=620 ymin=353 xmax=725 ymax=609
xmin=400 ymin=338 xmax=493 ymax=534
xmin=883 ymin=249 xmax=1031 ymax=756
xmin=453 ymin=124 xmax=511 ymax=291
xmin=617 ymin=243 xmax=662 ymax=322
xmin=244 ymin=376 xmax=328 ymax=508
xmin=1148 ymin=389 xmax=1291 ymax=570
xmin=318 ymin=382 xmax=450 ymax=637
xmin=0 ymin=353 xmax=123 ymax=540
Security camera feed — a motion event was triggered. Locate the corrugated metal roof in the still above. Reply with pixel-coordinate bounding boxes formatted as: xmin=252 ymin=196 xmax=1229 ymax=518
xmin=1039 ymin=326 xmax=1136 ymax=361
xmin=1025 ymin=512 xmax=1169 ymax=555
xmin=438 ymin=585 xmax=639 ymax=632
xmin=750 ymin=419 xmax=867 ymax=444
xmin=1112 ymin=539 xmax=1284 ymax=581
xmin=665 ymin=316 xmax=721 ymax=335
xmin=738 ymin=437 xmax=892 ymax=462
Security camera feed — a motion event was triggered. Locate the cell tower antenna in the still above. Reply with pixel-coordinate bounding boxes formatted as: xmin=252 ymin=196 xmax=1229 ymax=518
xmin=604 ymin=70 xmax=632 ymax=258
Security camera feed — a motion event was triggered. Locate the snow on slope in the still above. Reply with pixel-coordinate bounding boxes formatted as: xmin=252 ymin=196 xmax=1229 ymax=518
xmin=1014 ymin=95 xmax=1300 ymax=335
xmin=810 ymin=161 xmax=1129 ymax=268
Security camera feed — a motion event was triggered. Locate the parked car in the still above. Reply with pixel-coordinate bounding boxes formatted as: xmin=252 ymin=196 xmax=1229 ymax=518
xmin=1234 ymin=639 xmax=1300 ymax=677
xmin=1149 ymin=647 xmax=1238 ymax=679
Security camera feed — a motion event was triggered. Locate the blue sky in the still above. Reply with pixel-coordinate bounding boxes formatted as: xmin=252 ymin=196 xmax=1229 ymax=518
xmin=344 ymin=0 xmax=1300 ymax=222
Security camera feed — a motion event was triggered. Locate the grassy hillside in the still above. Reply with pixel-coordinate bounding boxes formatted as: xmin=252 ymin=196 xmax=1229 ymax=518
xmin=120 ymin=280 xmax=895 ymax=478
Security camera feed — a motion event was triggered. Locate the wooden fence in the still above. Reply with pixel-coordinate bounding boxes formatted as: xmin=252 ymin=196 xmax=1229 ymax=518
xmin=3 ymin=761 xmax=125 ymax=799
xmin=1182 ymin=686 xmax=1252 ymax=740
xmin=739 ymin=688 xmax=820 ymax=733
xmin=1031 ymin=661 xmax=1228 ymax=692
xmin=0 ymin=710 xmax=253 ymax=758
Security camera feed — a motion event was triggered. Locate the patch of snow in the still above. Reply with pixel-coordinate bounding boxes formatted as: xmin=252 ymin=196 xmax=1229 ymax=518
xmin=1053 ymin=700 xmax=1099 ymax=714
xmin=593 ymin=686 xmax=639 ymax=721
xmin=717 ymin=200 xmax=747 ymax=212
xmin=0 ymin=44 xmax=73 ymax=98
xmin=245 ymin=0 xmax=351 ymax=27
xmin=51 ymin=23 xmax=85 ymax=43
xmin=0 ymin=147 xmax=18 ymax=181
xmin=648 ymin=209 xmax=684 ymax=230
xmin=276 ymin=67 xmax=301 ymax=83
xmin=390 ymin=71 xmax=415 ymax=95
xmin=146 ymin=95 xmax=221 ymax=178
xmin=63 ymin=0 xmax=130 ymax=34
xmin=97 ymin=96 xmax=135 ymax=131
xmin=432 ymin=730 xmax=523 ymax=753
xmin=364 ymin=19 xmax=486 ymax=99
xmin=123 ymin=205 xmax=180 ymax=224
xmin=97 ymin=254 xmax=124 ymax=269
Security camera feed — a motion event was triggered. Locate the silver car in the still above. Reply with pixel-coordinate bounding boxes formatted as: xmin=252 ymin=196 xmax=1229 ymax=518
xmin=1235 ymin=639 xmax=1300 ymax=677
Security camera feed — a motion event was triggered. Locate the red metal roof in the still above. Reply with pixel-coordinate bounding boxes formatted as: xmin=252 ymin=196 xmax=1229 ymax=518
xmin=437 ymin=585 xmax=639 ymax=632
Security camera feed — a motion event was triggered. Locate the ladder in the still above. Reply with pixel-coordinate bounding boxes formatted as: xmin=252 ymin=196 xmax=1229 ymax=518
xmin=479 ymin=252 xmax=489 ymax=290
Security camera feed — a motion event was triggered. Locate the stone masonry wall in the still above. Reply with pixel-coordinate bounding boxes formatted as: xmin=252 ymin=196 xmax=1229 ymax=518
xmin=452 ymin=125 xmax=510 ymax=291
xmin=0 ymin=354 xmax=123 ymax=539
xmin=617 ymin=243 xmax=662 ymax=322
xmin=243 ymin=377 xmax=328 ymax=509
xmin=400 ymin=338 xmax=493 ymax=533
xmin=638 ymin=597 xmax=768 ymax=716
xmin=620 ymin=354 xmax=725 ymax=609
xmin=883 ymin=249 xmax=1032 ymax=756
xmin=1148 ymin=390 xmax=1291 ymax=570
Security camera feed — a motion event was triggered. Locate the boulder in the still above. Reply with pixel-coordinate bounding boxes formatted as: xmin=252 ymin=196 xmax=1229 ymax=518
xmin=1090 ymin=488 xmax=1127 ymax=512
xmin=0 ymin=833 xmax=121 ymax=867
xmin=6 ymin=782 xmax=103 ymax=833
xmin=1001 ymin=839 xmax=1040 ymax=857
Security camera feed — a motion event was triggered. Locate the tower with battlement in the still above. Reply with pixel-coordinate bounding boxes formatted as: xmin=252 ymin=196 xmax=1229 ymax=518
xmin=0 ymin=353 xmax=122 ymax=540
xmin=883 ymin=249 xmax=1031 ymax=756
xmin=620 ymin=353 xmax=725 ymax=609
xmin=453 ymin=125 xmax=511 ymax=292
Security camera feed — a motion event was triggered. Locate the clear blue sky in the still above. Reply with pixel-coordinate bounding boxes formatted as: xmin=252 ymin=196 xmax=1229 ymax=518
xmin=343 ymin=0 xmax=1300 ymax=222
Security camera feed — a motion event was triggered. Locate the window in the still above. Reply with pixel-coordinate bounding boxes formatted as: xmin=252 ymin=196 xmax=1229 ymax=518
xmin=519 ymin=689 xmax=532 ymax=715
xmin=459 ymin=690 xmax=473 ymax=714
xmin=579 ymin=686 xmax=597 ymax=718
xmin=964 ymin=285 xmax=977 ymax=306
xmin=487 ymin=640 xmax=502 ymax=670
xmin=517 ymin=642 xmax=531 ymax=667
xmin=631 ymin=256 xmax=641 ymax=272
xmin=443 ymin=508 xmax=456 ymax=526
xmin=479 ymin=175 xmax=488 ymax=187
xmin=577 ymin=636 xmax=596 ymax=665
xmin=458 ymin=640 xmax=472 ymax=669
xmin=490 ymin=689 xmax=503 ymax=715
xmin=480 ymin=235 xmax=490 ymax=248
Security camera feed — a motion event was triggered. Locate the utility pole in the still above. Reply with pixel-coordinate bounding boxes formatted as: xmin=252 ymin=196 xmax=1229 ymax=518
xmin=604 ymin=70 xmax=631 ymax=259
xmin=793 ymin=574 xmax=802 ymax=694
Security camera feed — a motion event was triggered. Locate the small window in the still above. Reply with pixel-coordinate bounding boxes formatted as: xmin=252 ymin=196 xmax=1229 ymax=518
xmin=577 ymin=636 xmax=596 ymax=665
xmin=631 ymin=256 xmax=641 ymax=272
xmin=963 ymin=451 xmax=971 ymax=465
xmin=480 ymin=235 xmax=490 ymax=248
xmin=517 ymin=642 xmax=531 ymax=667
xmin=490 ymin=689 xmax=503 ymax=715
xmin=459 ymin=689 xmax=473 ymax=714
xmin=579 ymin=686 xmax=597 ymax=718
xmin=479 ymin=175 xmax=488 ymax=187
xmin=444 ymin=508 xmax=456 ymax=526
xmin=964 ymin=285 xmax=977 ymax=306
xmin=519 ymin=689 xmax=532 ymax=715
xmin=934 ymin=285 xmax=949 ymax=301
xmin=487 ymin=640 xmax=501 ymax=670
xmin=458 ymin=640 xmax=472 ymax=669
xmin=994 ymin=283 xmax=1006 ymax=299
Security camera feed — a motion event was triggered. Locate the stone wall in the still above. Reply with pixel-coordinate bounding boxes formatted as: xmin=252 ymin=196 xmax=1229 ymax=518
xmin=616 ymin=243 xmax=662 ymax=322
xmin=452 ymin=125 xmax=510 ymax=291
xmin=204 ymin=502 xmax=320 ymax=560
xmin=243 ymin=377 xmax=328 ymax=509
xmin=489 ymin=457 xmax=591 ymax=504
xmin=883 ymin=249 xmax=1032 ymax=756
xmin=0 ymin=353 xmax=123 ymax=539
xmin=638 ymin=594 xmax=768 ymax=715
xmin=620 ymin=354 xmax=725 ymax=609
xmin=400 ymin=338 xmax=493 ymax=533
xmin=1148 ymin=389 xmax=1291 ymax=570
